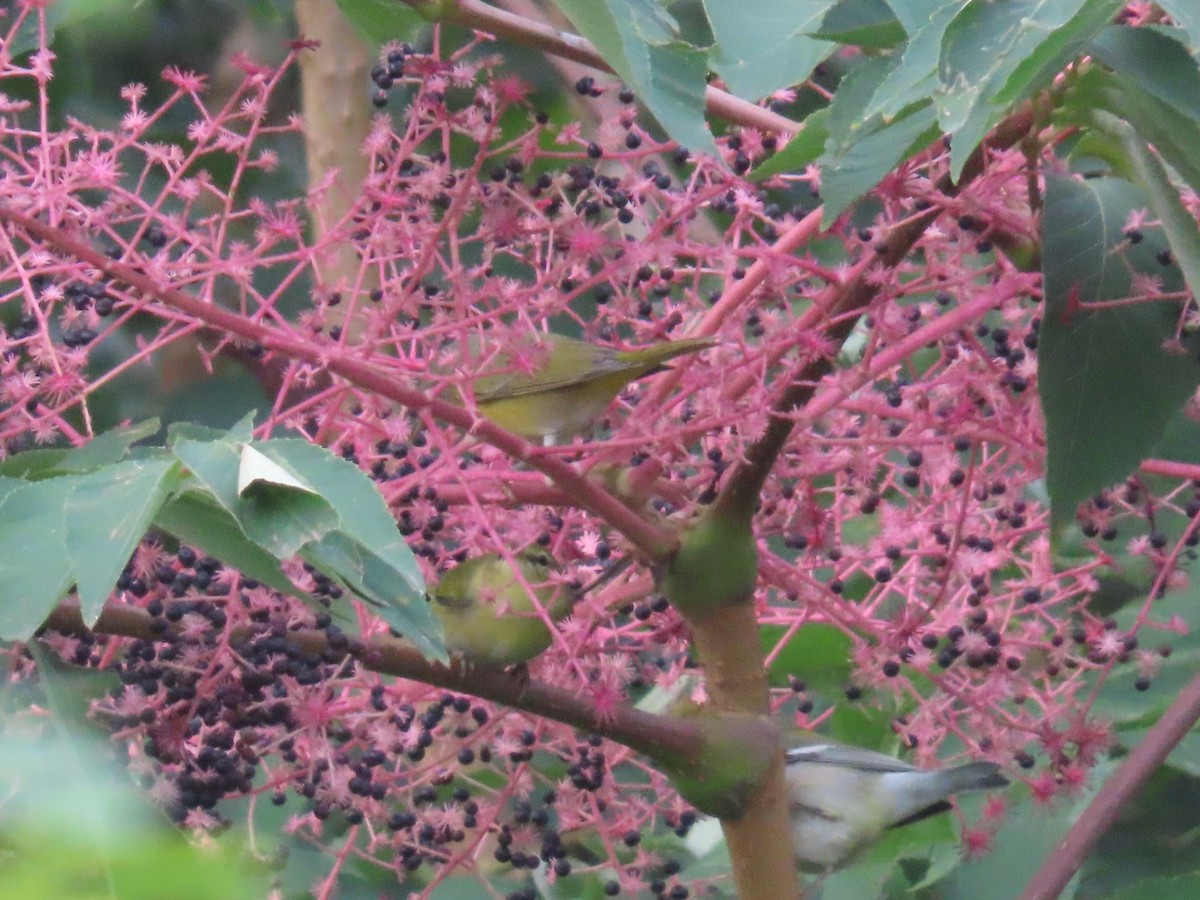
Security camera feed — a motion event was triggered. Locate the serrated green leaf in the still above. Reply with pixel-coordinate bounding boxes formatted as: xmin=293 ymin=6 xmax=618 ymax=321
xmin=881 ymin=0 xmax=957 ymax=36
xmin=706 ymin=0 xmax=831 ymax=101
xmin=238 ymin=443 xmax=315 ymax=494
xmin=555 ymin=0 xmax=719 ymax=160
xmin=234 ymin=442 xmax=340 ymax=558
xmin=815 ymin=0 xmax=905 ymax=49
xmin=939 ymin=0 xmax=1106 ymax=181
xmin=171 ymin=435 xmax=243 ymax=512
xmin=827 ymin=54 xmax=895 ymax=147
xmin=1089 ymin=25 xmax=1200 ymax=123
xmin=1157 ymin=1 xmax=1200 ymax=57
xmin=303 ymin=531 xmax=444 ymax=660
xmin=991 ymin=1 xmax=1123 ymax=110
xmin=0 ymin=477 xmax=76 ymax=638
xmin=56 ymin=419 xmax=160 ymax=473
xmin=864 ymin=1 xmax=963 ymax=121
xmin=821 ymin=101 xmax=939 ymax=222
xmin=748 ymin=107 xmax=829 ymax=182
xmin=0 ymin=449 xmax=70 ymax=479
xmin=154 ymin=490 xmax=301 ymax=598
xmin=1039 ymin=173 xmax=1200 ymax=532
xmin=167 ymin=417 xmax=251 ymax=446
xmin=819 ymin=50 xmax=941 ymax=219
xmin=233 ymin=479 xmax=338 ymax=560
xmin=254 ymin=440 xmax=424 ymax=600
xmin=65 ymin=458 xmax=179 ymax=624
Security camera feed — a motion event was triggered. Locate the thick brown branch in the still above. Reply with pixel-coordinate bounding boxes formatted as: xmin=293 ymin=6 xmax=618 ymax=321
xmin=43 ymin=598 xmax=703 ymax=761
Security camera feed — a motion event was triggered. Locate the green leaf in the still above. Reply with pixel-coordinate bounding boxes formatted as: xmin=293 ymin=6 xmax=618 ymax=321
xmin=1152 ymin=409 xmax=1200 ymax=467
xmin=10 ymin=0 xmax=127 ymax=57
xmin=1108 ymin=88 xmax=1200 ymax=199
xmin=1039 ymin=173 xmax=1200 ymax=531
xmin=819 ymin=52 xmax=941 ymax=219
xmin=0 ymin=449 xmax=69 ymax=480
xmin=826 ymin=54 xmax=894 ymax=146
xmin=238 ymin=443 xmax=316 ymax=494
xmin=1096 ymin=114 xmax=1200 ymax=337
xmin=237 ymin=480 xmax=339 ymax=559
xmin=303 ymin=531 xmax=444 ymax=660
xmin=1157 ymin=1 xmax=1200 ymax=58
xmin=815 ymin=0 xmax=905 ymax=49
xmin=882 ymin=0 xmax=958 ymax=36
xmin=56 ymin=418 xmax=160 ymax=473
xmin=1062 ymin=66 xmax=1200 ymax=196
xmin=1089 ymin=26 xmax=1200 ymax=124
xmin=65 ymin=459 xmax=180 ymax=624
xmin=938 ymin=0 xmax=1114 ymax=181
xmin=254 ymin=440 xmax=425 ymax=601
xmin=0 ymin=725 xmax=263 ymax=898
xmin=171 ymin=434 xmax=244 ymax=512
xmin=0 ymin=477 xmax=76 ymax=638
xmin=706 ymin=0 xmax=832 ymax=100
xmin=991 ymin=1 xmax=1123 ymax=111
xmin=554 ymin=0 xmax=719 ymax=160
xmin=154 ymin=490 xmax=301 ymax=598
xmin=168 ymin=415 xmax=253 ymax=446
xmin=864 ymin=1 xmax=963 ymax=121
xmin=748 ymin=107 xmax=829 ymax=182
xmin=240 ymin=489 xmax=338 ymax=558
xmin=821 ymin=101 xmax=939 ymax=223
xmin=334 ymin=0 xmax=423 ymax=45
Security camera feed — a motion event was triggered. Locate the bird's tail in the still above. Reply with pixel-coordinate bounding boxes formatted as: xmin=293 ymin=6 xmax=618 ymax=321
xmin=887 ymin=762 xmax=1009 ymax=829
xmin=943 ymin=761 xmax=1009 ymax=792
xmin=624 ymin=335 xmax=717 ymax=373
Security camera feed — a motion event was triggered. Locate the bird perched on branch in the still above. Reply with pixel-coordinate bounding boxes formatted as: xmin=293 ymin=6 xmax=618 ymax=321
xmin=466 ymin=332 xmax=715 ymax=443
xmin=430 ymin=549 xmax=570 ymax=668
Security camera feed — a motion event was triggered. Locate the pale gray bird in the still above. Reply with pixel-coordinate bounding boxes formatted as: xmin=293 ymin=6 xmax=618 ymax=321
xmin=784 ymin=736 xmax=1009 ymax=871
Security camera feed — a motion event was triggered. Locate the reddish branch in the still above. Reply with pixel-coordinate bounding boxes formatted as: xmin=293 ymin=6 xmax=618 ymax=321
xmin=0 ymin=207 xmax=680 ymax=560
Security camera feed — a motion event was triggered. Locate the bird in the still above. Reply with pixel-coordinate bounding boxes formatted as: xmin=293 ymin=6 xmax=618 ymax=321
xmin=466 ymin=332 xmax=715 ymax=443
xmin=429 ymin=549 xmax=572 ymax=668
xmin=783 ymin=734 xmax=1009 ymax=872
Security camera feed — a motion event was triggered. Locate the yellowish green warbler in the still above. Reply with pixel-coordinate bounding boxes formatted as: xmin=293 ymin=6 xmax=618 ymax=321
xmin=468 ymin=333 xmax=715 ymax=442
xmin=430 ymin=549 xmax=571 ymax=667
xmin=784 ymin=734 xmax=1008 ymax=872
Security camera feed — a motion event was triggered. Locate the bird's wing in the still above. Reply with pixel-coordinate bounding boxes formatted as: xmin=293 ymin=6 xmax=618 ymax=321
xmin=786 ymin=743 xmax=923 ymax=773
xmin=473 ymin=338 xmax=626 ymax=400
